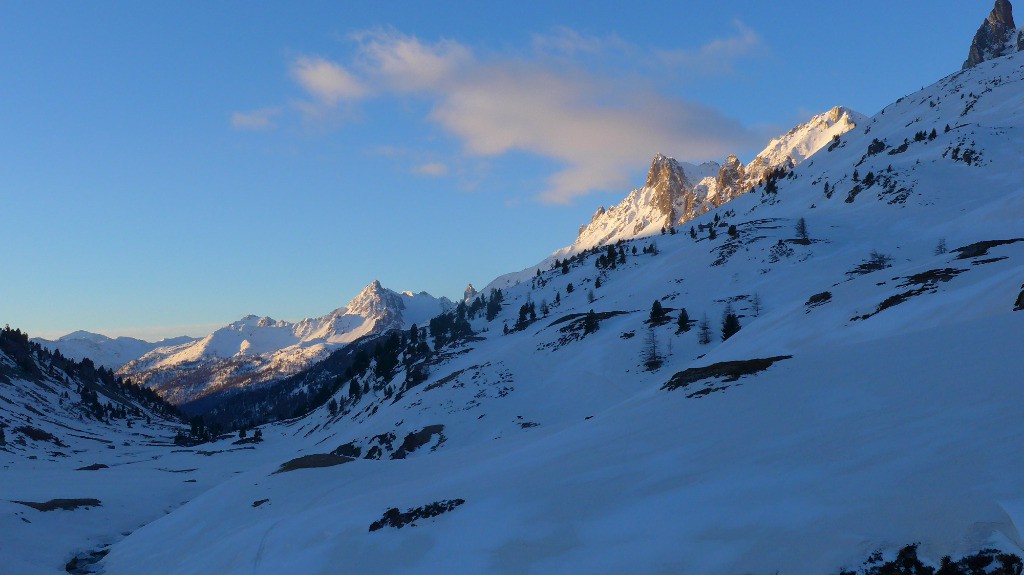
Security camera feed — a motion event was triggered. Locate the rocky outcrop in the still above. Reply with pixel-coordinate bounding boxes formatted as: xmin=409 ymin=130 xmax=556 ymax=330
xmin=964 ymin=0 xmax=1021 ymax=69
xmin=644 ymin=153 xmax=697 ymax=229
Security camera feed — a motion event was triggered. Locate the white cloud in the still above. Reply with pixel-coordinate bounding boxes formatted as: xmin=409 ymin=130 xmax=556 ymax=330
xmin=427 ymin=64 xmax=756 ymax=203
xmin=351 ymin=29 xmax=470 ymax=92
xmin=230 ymin=107 xmax=280 ymax=130
xmin=412 ymin=162 xmax=449 ymax=177
xmin=270 ymin=26 xmax=764 ymax=203
xmin=290 ymin=56 xmax=367 ymax=105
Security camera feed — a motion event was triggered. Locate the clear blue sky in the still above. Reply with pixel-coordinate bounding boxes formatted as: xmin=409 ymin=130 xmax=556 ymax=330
xmin=1 ymin=1 xmax=989 ymax=340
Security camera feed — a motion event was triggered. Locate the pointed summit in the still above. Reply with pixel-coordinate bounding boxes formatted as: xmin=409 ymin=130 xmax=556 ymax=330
xmin=464 ymin=283 xmax=478 ymax=302
xmin=643 ymin=153 xmax=695 ymax=228
xmin=562 ymin=106 xmax=862 ymax=255
xmin=964 ymin=0 xmax=1022 ymax=69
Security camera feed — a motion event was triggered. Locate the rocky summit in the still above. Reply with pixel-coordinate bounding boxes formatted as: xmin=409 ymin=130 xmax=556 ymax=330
xmin=964 ymin=0 xmax=1023 ymax=69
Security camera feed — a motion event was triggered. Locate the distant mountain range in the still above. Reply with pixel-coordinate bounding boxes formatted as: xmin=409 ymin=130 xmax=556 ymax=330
xmin=32 ymin=331 xmax=196 ymax=370
xmin=116 ymin=281 xmax=452 ymax=404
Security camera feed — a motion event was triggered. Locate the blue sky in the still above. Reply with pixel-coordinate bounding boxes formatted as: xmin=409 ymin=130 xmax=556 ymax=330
xmin=2 ymin=1 xmax=989 ymax=340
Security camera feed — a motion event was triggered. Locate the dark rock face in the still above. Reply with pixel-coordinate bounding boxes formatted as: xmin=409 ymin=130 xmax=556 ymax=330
xmin=368 ymin=499 xmax=465 ymax=531
xmin=964 ymin=0 xmax=1019 ymax=69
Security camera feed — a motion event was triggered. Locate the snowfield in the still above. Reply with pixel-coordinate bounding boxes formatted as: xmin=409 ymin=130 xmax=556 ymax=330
xmin=4 ymin=8 xmax=1024 ymax=574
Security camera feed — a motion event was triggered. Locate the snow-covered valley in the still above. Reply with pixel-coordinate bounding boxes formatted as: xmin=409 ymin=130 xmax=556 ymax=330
xmin=5 ymin=3 xmax=1024 ymax=573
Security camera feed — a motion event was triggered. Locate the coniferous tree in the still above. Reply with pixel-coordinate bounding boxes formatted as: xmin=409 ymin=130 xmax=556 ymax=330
xmin=650 ymin=300 xmax=666 ymax=322
xmin=595 ymin=277 xmax=602 ymax=288
xmin=721 ymin=303 xmax=741 ymax=341
xmin=566 ymin=283 xmax=574 ymax=293
xmin=587 ymin=289 xmax=596 ymax=303
xmin=676 ymin=308 xmax=690 ymax=333
xmin=485 ymin=289 xmax=503 ymax=321
xmin=642 ymin=328 xmax=662 ymax=370
xmin=934 ymin=238 xmax=947 ymax=255
xmin=751 ymin=293 xmax=762 ymax=317
xmin=795 ymin=217 xmax=809 ymax=242
xmin=540 ymin=300 xmax=549 ymax=316
xmin=697 ymin=314 xmax=712 ymax=345
xmin=583 ymin=309 xmax=598 ymax=335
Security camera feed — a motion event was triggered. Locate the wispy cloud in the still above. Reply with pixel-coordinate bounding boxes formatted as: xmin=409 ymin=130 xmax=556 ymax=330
xmin=254 ymin=25 xmax=765 ymax=203
xmin=530 ymin=27 xmax=629 ymax=58
xmin=231 ymin=107 xmax=281 ymax=131
xmin=412 ymin=162 xmax=449 ymax=177
xmin=656 ymin=20 xmax=763 ymax=75
xmin=351 ymin=28 xmax=470 ymax=92
xmin=289 ymin=56 xmax=368 ymax=122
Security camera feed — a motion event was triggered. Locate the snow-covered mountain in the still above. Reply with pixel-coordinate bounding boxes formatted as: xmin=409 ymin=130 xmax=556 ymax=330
xmin=6 ymin=2 xmax=1024 ymax=574
xmin=564 ymin=106 xmax=865 ymax=254
xmin=118 ymin=281 xmax=452 ymax=404
xmin=32 ymin=331 xmax=196 ymax=370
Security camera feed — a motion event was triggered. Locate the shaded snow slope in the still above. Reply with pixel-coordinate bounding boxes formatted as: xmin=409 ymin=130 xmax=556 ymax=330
xmin=119 ymin=281 xmax=452 ymax=404
xmin=0 ymin=338 xmax=193 ymax=574
xmin=98 ymin=41 xmax=1024 ymax=575
xmin=8 ymin=4 xmax=1024 ymax=574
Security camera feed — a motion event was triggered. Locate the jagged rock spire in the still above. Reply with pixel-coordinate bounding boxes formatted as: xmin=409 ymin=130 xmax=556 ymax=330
xmin=964 ymin=0 xmax=1022 ymax=69
xmin=644 ymin=153 xmax=695 ymax=228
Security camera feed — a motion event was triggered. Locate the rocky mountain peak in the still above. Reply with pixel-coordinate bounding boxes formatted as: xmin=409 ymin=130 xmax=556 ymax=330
xmin=464 ymin=284 xmax=478 ymax=302
xmin=715 ymin=155 xmax=745 ymax=192
xmin=964 ymin=0 xmax=1021 ymax=69
xmin=348 ymin=280 xmax=403 ymax=317
xmin=644 ymin=153 xmax=695 ymax=225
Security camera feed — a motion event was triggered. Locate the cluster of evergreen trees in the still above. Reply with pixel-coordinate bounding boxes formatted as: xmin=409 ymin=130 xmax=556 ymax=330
xmin=642 ymin=297 xmax=746 ymax=368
